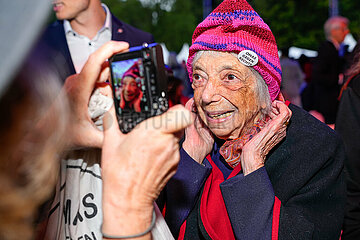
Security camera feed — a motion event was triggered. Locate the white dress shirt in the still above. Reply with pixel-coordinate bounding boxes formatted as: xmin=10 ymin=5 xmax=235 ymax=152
xmin=64 ymin=3 xmax=112 ymax=73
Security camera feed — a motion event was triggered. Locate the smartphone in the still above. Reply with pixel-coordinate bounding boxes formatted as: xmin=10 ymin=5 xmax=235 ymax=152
xmin=109 ymin=43 xmax=169 ymax=133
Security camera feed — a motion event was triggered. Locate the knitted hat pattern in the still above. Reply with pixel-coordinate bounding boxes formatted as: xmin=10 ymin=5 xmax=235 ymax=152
xmin=187 ymin=0 xmax=282 ymax=101
xmin=122 ymin=61 xmax=142 ymax=84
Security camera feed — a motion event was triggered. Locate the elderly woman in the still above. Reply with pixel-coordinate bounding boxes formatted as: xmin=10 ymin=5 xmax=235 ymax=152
xmin=119 ymin=61 xmax=143 ymax=112
xmin=158 ymin=0 xmax=346 ymax=239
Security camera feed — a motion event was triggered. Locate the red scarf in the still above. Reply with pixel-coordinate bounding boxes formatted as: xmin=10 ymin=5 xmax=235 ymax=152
xmin=219 ymin=117 xmax=268 ymax=168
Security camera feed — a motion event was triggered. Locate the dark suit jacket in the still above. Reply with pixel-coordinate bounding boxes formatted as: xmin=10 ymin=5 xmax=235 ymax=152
xmin=33 ymin=14 xmax=154 ymax=82
xmin=311 ymin=40 xmax=345 ymax=124
xmin=336 ymin=75 xmax=360 ymax=240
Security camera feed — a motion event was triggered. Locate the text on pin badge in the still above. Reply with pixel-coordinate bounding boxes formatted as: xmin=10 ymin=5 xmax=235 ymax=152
xmin=237 ymin=50 xmax=259 ymax=67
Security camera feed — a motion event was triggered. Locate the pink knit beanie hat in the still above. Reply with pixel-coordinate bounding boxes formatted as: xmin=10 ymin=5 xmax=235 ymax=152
xmin=122 ymin=61 xmax=142 ymax=84
xmin=187 ymin=0 xmax=282 ymax=101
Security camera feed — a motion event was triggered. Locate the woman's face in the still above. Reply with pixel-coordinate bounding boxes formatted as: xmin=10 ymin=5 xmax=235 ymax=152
xmin=192 ymin=51 xmax=263 ymax=140
xmin=122 ymin=76 xmax=139 ymax=102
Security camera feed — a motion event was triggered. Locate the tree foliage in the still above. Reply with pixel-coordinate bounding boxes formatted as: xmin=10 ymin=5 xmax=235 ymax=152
xmin=340 ymin=0 xmax=360 ymax=40
xmin=250 ymin=0 xmax=360 ymax=50
xmin=103 ymin=0 xmax=359 ymax=53
xmin=104 ymin=0 xmax=202 ymax=52
xmin=249 ymin=0 xmax=328 ymax=50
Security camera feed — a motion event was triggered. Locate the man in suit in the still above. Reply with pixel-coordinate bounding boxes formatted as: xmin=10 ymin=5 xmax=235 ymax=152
xmin=311 ymin=16 xmax=349 ymax=125
xmin=36 ymin=0 xmax=154 ymax=80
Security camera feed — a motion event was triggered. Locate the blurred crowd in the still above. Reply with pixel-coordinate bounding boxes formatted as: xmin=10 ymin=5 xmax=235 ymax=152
xmin=280 ymin=16 xmax=359 ymax=130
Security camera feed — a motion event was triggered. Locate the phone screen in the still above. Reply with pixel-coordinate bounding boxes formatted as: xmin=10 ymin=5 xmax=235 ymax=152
xmin=109 ymin=43 xmax=168 ymax=133
xmin=111 ymin=58 xmax=150 ymax=114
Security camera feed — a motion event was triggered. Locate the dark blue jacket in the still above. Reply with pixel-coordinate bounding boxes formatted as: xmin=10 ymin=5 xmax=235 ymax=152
xmin=158 ymin=104 xmax=346 ymax=240
xmin=34 ymin=14 xmax=154 ymax=82
xmin=336 ymin=74 xmax=360 ymax=240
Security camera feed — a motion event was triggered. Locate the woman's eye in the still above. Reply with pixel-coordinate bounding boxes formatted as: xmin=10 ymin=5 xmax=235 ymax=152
xmin=193 ymin=74 xmax=201 ymax=81
xmin=227 ymin=74 xmax=237 ymax=80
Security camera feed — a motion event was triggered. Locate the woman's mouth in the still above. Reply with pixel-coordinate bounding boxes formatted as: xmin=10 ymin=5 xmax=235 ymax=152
xmin=206 ymin=111 xmax=234 ymax=122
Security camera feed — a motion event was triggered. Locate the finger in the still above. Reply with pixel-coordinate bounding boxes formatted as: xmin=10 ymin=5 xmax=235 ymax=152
xmin=63 ymin=74 xmax=79 ymax=97
xmin=274 ymin=101 xmax=292 ymax=116
xmin=252 ymin=115 xmax=285 ymax=145
xmin=86 ymin=125 xmax=105 ymax=148
xmin=271 ymin=101 xmax=292 ymax=123
xmin=268 ymin=110 xmax=277 ymax=119
xmin=271 ymin=101 xmax=280 ymax=115
xmin=98 ymin=66 xmax=110 ymax=83
xmin=185 ymin=98 xmax=196 ymax=113
xmin=85 ymin=41 xmax=129 ymax=74
xmin=103 ymin=104 xmax=123 ymax=142
xmin=148 ymin=105 xmax=193 ymax=134
xmin=184 ymin=98 xmax=198 ymax=125
xmin=185 ymin=98 xmax=193 ymax=111
xmin=120 ymin=89 xmax=125 ymax=109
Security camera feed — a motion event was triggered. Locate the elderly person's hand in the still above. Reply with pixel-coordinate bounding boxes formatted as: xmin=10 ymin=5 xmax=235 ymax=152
xmin=182 ymin=98 xmax=214 ymax=164
xmin=133 ymin=90 xmax=143 ymax=113
xmin=64 ymin=41 xmax=130 ymax=149
xmin=240 ymin=100 xmax=292 ymax=175
xmin=101 ymin=104 xmax=192 ymax=238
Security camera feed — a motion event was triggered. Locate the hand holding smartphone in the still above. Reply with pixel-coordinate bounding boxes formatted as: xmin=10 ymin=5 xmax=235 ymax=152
xmin=109 ymin=43 xmax=169 ymax=133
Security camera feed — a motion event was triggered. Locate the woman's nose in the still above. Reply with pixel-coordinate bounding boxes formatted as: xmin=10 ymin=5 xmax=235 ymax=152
xmin=125 ymin=84 xmax=131 ymax=92
xmin=200 ymin=78 xmax=222 ymax=105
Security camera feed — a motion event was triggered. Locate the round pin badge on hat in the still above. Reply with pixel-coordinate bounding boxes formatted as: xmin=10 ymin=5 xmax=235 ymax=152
xmin=237 ymin=50 xmax=259 ymax=67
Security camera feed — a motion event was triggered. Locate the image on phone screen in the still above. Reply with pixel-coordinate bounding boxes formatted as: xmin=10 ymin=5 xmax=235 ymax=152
xmin=111 ymin=58 xmax=146 ymax=113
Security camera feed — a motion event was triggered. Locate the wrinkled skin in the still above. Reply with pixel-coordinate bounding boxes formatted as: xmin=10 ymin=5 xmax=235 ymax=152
xmin=192 ymin=51 xmax=265 ymax=140
xmin=183 ymin=51 xmax=292 ymax=175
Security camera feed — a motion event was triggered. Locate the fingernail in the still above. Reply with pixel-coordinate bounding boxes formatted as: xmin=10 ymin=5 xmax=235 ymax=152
xmin=103 ymin=112 xmax=114 ymax=130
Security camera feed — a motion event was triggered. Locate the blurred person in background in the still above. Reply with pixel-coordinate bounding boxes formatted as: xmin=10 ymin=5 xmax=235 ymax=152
xmin=36 ymin=0 xmax=154 ymax=79
xmin=299 ymin=54 xmax=315 ymax=112
xmin=168 ymin=52 xmax=193 ymax=98
xmin=167 ymin=76 xmax=190 ymax=107
xmin=311 ymin=16 xmax=350 ymax=126
xmin=298 ymin=54 xmax=313 ymax=85
xmin=336 ymin=48 xmax=360 ymax=240
xmin=280 ymin=47 xmax=305 ymax=107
